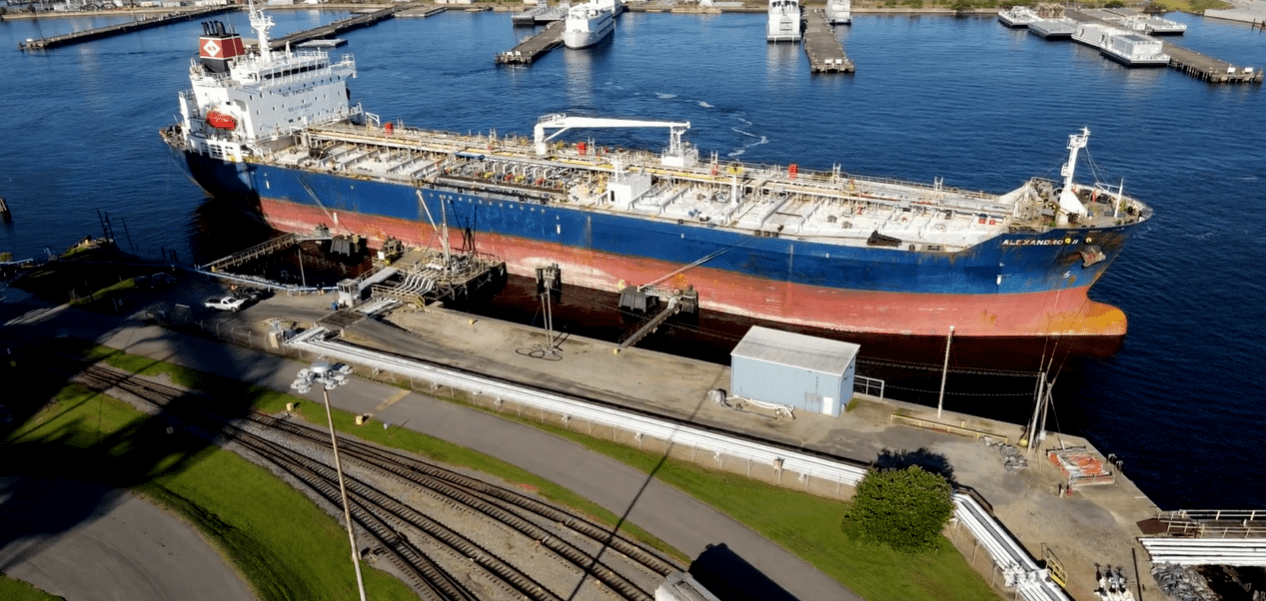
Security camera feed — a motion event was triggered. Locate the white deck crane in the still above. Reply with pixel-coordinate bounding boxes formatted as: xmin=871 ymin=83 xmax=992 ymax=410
xmin=533 ymin=113 xmax=697 ymax=167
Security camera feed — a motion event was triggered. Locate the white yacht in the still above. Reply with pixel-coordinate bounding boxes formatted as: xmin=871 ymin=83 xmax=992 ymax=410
xmin=997 ymin=5 xmax=1039 ymax=27
xmin=825 ymin=0 xmax=851 ymax=25
xmin=564 ymin=0 xmax=616 ymax=49
xmin=767 ymin=0 xmax=801 ymax=42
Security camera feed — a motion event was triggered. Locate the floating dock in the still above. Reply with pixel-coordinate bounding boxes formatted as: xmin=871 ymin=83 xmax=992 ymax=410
xmin=495 ymin=20 xmax=565 ymax=65
xmin=511 ymin=5 xmax=569 ymax=26
xmin=18 ymin=6 xmax=236 ymax=51
xmin=270 ymin=5 xmax=413 ymax=50
xmin=396 ymin=6 xmax=449 ymax=19
xmin=1062 ymin=9 xmax=1261 ymax=84
xmin=296 ymin=38 xmax=347 ymax=49
xmin=801 ymin=9 xmax=854 ymax=73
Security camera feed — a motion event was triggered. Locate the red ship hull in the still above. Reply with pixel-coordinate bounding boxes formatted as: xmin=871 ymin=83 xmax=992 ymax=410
xmin=261 ymin=197 xmax=1127 ymax=340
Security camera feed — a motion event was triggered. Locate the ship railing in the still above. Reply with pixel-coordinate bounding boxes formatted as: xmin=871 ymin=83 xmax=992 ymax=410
xmin=1154 ymin=509 xmax=1266 ymax=538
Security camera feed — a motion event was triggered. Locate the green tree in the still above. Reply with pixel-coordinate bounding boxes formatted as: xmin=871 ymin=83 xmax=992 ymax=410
xmin=844 ymin=465 xmax=954 ymax=553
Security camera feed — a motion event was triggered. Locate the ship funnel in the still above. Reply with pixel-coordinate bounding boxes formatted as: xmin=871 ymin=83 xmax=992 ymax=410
xmin=199 ymin=20 xmax=245 ymax=74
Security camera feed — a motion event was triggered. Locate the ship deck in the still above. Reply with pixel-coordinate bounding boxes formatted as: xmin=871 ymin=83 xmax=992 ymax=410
xmin=249 ymin=120 xmax=1144 ymax=252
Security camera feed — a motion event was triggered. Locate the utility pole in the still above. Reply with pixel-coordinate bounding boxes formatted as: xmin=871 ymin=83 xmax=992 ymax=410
xmin=937 ymin=325 xmax=954 ymax=419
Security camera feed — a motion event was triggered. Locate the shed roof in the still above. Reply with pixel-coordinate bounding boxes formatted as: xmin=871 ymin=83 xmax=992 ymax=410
xmin=730 ymin=326 xmax=860 ymax=376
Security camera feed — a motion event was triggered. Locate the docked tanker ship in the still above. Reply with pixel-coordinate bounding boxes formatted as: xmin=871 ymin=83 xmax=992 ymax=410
xmin=163 ymin=6 xmax=1152 ymax=343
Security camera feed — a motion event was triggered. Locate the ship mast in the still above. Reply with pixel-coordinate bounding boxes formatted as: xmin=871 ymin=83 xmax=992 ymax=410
xmin=248 ymin=0 xmax=275 ymax=63
xmin=1056 ymin=128 xmax=1090 ymax=221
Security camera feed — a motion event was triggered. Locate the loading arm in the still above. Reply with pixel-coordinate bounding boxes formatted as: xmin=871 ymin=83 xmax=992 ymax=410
xmin=533 ymin=113 xmax=691 ymax=158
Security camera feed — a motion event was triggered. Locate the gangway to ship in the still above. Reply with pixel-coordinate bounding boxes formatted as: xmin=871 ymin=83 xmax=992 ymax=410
xmin=616 ymin=285 xmax=699 ymax=349
xmin=198 ymin=232 xmax=332 ymax=273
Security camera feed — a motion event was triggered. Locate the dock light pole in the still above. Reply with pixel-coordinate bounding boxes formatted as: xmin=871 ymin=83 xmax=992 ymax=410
xmin=292 ymin=360 xmax=367 ymax=601
xmin=937 ymin=325 xmax=954 ymax=419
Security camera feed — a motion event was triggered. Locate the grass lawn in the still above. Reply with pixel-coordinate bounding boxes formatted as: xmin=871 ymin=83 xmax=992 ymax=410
xmin=3 ymin=382 xmax=418 ymax=601
xmin=0 ymin=576 xmax=64 ymax=601
xmin=74 ymin=340 xmax=684 ymax=561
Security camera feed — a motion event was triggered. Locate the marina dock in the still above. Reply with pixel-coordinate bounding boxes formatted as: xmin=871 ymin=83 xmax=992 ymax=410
xmin=1162 ymin=42 xmax=1264 ymax=83
xmin=18 ymin=6 xmax=235 ymax=51
xmin=802 ymin=9 xmax=854 ymax=73
xmin=495 ymin=20 xmax=565 ymax=65
xmin=1063 ymin=9 xmax=1261 ymax=83
xmin=270 ymin=4 xmax=415 ymax=50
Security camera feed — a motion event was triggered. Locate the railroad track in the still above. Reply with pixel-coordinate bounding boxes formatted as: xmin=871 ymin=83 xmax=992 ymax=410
xmin=64 ymin=361 xmax=682 ymax=601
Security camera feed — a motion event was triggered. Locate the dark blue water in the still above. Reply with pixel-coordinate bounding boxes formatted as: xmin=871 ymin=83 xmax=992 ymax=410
xmin=2 ymin=10 xmax=1263 ymax=509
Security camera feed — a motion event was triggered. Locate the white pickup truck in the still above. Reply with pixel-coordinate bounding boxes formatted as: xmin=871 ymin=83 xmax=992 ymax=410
xmin=204 ymin=296 xmax=247 ymax=312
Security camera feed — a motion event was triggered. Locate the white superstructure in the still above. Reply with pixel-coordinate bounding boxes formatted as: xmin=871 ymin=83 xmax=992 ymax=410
xmin=1073 ymin=23 xmax=1169 ymax=67
xmin=767 ymin=0 xmax=801 ymax=42
xmin=825 ymin=0 xmax=850 ymax=25
xmin=172 ymin=2 xmax=360 ymax=163
xmin=997 ymin=5 xmax=1038 ymax=27
xmin=563 ymin=0 xmax=616 ymax=49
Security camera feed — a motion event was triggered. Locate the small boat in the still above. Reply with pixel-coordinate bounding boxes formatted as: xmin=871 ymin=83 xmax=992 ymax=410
xmin=825 ymin=0 xmax=851 ymax=26
xmin=767 ymin=0 xmax=801 ymax=42
xmin=997 ymin=5 xmax=1039 ymax=28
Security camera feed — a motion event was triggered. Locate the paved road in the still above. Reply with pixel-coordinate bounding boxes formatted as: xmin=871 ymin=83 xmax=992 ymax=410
xmin=1 ymin=284 xmax=860 ymax=601
xmin=0 ymin=477 xmax=256 ymax=601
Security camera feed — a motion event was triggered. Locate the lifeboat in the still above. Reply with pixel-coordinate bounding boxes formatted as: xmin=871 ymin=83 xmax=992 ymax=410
xmin=206 ymin=110 xmax=237 ymax=130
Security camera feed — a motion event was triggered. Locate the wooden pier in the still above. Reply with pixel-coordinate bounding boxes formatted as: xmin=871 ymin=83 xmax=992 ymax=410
xmin=495 ymin=20 xmax=565 ymax=65
xmin=1162 ymin=43 xmax=1263 ymax=83
xmin=18 ymin=6 xmax=236 ymax=51
xmin=270 ymin=4 xmax=417 ymax=50
xmin=802 ymin=9 xmax=854 ymax=74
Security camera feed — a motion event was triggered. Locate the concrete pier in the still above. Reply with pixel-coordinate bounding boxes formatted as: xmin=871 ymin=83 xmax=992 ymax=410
xmin=802 ymin=8 xmax=854 ymax=73
xmin=270 ymin=4 xmax=418 ymax=50
xmin=1163 ymin=43 xmax=1264 ymax=83
xmin=495 ymin=20 xmax=565 ymax=65
xmin=18 ymin=6 xmax=236 ymax=51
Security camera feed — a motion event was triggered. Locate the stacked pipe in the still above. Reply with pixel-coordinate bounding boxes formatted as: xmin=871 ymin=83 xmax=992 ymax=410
xmin=1140 ymin=538 xmax=1266 ymax=566
xmin=953 ymin=494 xmax=1071 ymax=601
